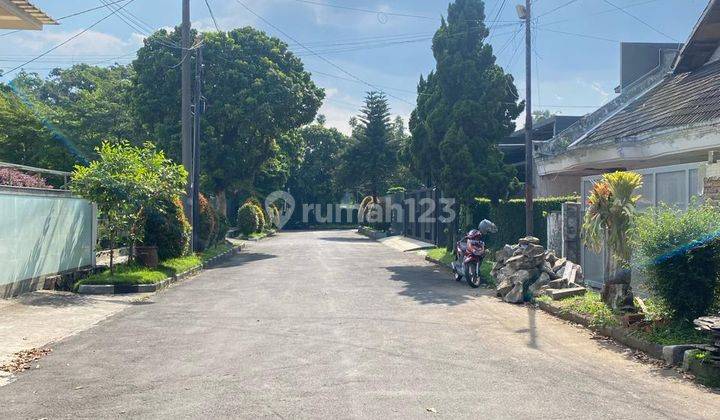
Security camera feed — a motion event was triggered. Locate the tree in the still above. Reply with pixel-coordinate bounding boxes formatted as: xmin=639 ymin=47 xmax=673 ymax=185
xmin=532 ymin=109 xmax=555 ymax=124
xmin=340 ymin=91 xmax=398 ymax=197
xmin=407 ymin=0 xmax=523 ymax=204
xmin=389 ymin=115 xmax=421 ymax=192
xmin=133 ymin=27 xmax=324 ymax=215
xmin=71 ymin=142 xmax=186 ymax=272
xmin=287 ymin=124 xmax=350 ymax=206
xmin=582 ymin=171 xmax=643 ymax=312
xmin=0 ymin=84 xmax=76 ymax=171
xmin=10 ymin=65 xmax=140 ymax=163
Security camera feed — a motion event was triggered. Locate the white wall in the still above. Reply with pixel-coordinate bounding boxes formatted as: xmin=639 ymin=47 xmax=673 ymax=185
xmin=0 ymin=188 xmax=95 ymax=286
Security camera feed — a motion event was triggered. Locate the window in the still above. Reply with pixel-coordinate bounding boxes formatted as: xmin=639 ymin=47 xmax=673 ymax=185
xmin=656 ymin=170 xmax=687 ymax=208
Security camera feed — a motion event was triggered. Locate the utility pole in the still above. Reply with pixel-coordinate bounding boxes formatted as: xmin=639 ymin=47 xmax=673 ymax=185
xmin=181 ymin=0 xmax=193 ymax=236
xmin=518 ymin=0 xmax=533 ymax=236
xmin=192 ymin=42 xmax=204 ymax=252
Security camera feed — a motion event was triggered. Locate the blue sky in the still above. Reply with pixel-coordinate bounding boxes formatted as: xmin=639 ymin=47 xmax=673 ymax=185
xmin=0 ymin=0 xmax=711 ymax=133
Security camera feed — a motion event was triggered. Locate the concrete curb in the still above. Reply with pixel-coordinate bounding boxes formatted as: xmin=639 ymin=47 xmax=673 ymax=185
xmin=424 ymin=255 xmax=453 ymax=273
xmin=536 ymin=300 xmax=666 ymax=361
xmin=78 ymin=245 xmax=242 ymax=295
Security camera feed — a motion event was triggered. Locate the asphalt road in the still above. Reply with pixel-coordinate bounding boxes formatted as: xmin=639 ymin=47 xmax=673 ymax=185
xmin=1 ymin=230 xmax=719 ymax=419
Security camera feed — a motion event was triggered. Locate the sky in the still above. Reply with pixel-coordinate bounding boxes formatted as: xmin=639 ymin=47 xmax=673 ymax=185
xmin=0 ymin=0 xmax=711 ymax=134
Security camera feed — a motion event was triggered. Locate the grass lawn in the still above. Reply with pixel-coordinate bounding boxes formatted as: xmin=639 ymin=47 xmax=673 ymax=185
xmin=536 ymin=291 xmax=619 ymax=327
xmin=75 ymin=242 xmax=235 ymax=289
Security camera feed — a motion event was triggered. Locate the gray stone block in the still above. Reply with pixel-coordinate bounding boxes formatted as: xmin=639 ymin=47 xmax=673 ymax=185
xmin=663 ymin=344 xmax=702 ymax=366
xmin=78 ymin=284 xmax=115 ymax=295
xmin=545 ymin=287 xmax=586 ymax=300
xmin=134 ymin=284 xmax=158 ymax=293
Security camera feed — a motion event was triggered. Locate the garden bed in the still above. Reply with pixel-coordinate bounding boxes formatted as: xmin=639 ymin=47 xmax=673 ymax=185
xmin=534 ymin=291 xmax=710 ymax=365
xmin=75 ymin=242 xmax=239 ymax=294
xmin=357 ymin=225 xmax=388 ymax=239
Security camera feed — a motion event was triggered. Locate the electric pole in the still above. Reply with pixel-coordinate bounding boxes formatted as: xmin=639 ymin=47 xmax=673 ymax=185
xmin=181 ymin=0 xmax=193 ymax=236
xmin=519 ymin=0 xmax=533 ymax=236
xmin=192 ymin=41 xmax=204 ymax=252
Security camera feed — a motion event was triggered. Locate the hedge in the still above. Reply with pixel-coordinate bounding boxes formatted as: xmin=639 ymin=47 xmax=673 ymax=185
xmin=471 ymin=195 xmax=579 ymax=252
xmin=142 ymin=198 xmax=191 ymax=260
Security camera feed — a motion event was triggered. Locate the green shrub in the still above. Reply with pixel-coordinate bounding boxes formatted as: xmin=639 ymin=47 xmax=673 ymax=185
xmin=142 ymin=198 xmax=191 ymax=260
xmin=632 ymin=203 xmax=720 ymax=321
xmin=472 ymin=196 xmax=578 ymax=252
xmin=237 ymin=203 xmax=260 ymax=235
xmin=242 ymin=197 xmax=266 ymax=232
xmin=198 ymin=193 xmax=218 ymax=251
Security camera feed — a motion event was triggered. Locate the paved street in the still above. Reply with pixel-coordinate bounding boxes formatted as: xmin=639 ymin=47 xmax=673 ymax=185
xmin=1 ymin=230 xmax=719 ymax=419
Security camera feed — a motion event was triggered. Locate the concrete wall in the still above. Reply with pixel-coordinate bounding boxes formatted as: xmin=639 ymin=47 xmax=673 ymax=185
xmin=0 ymin=187 xmax=96 ymax=297
xmin=535 ymin=173 xmax=582 ymax=197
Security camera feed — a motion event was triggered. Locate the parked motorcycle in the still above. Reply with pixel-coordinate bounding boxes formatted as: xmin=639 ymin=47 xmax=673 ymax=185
xmin=451 ymin=219 xmax=498 ymax=288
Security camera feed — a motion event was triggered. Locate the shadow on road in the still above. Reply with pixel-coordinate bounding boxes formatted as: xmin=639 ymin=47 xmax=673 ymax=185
xmin=207 ymin=252 xmax=277 ymax=269
xmin=385 ymin=265 xmax=493 ymax=306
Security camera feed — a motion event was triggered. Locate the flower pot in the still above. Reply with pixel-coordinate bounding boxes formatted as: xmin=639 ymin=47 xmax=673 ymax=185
xmin=135 ymin=245 xmax=159 ymax=268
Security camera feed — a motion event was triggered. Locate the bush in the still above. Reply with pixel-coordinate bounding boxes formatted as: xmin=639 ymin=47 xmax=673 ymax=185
xmin=198 ymin=193 xmax=218 ymax=251
xmin=142 ymin=198 xmax=191 ymax=260
xmin=214 ymin=212 xmax=229 ymax=244
xmin=472 ymin=196 xmax=578 ymax=252
xmin=237 ymin=203 xmax=260 ymax=235
xmin=0 ymin=167 xmax=53 ymax=189
xmin=243 ymin=197 xmax=266 ymax=232
xmin=632 ymin=203 xmax=720 ymax=320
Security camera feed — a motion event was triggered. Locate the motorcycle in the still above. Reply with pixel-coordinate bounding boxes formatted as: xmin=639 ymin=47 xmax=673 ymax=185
xmin=451 ymin=219 xmax=498 ymax=288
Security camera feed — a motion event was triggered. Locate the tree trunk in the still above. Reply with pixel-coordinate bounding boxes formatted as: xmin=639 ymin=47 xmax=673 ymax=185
xmin=216 ymin=189 xmax=227 ymax=217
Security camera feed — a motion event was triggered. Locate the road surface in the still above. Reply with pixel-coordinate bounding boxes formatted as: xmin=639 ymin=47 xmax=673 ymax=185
xmin=1 ymin=230 xmax=718 ymax=418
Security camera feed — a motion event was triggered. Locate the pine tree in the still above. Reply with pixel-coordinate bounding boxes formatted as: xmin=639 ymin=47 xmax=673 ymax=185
xmin=340 ymin=91 xmax=397 ymax=197
xmin=408 ymin=0 xmax=523 ymax=203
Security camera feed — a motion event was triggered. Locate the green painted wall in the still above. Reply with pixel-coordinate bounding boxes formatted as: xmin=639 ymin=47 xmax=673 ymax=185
xmin=0 ymin=189 xmax=95 ymax=285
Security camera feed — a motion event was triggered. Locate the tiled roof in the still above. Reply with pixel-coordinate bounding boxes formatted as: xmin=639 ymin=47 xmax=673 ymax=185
xmin=572 ymin=59 xmax=720 ymax=148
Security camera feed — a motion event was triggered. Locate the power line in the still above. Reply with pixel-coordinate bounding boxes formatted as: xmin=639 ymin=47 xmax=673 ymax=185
xmin=538 ymin=27 xmax=621 ymax=43
xmin=1 ymin=0 xmax=139 ymax=78
xmin=204 ymin=0 xmax=222 ymax=32
xmin=601 ymin=0 xmax=679 ymax=42
xmin=538 ymin=0 xmax=664 ymax=27
xmin=234 ymin=0 xmax=414 ymax=106
xmin=534 ymin=0 xmax=581 ymax=20
xmin=290 ymin=0 xmax=436 ymax=20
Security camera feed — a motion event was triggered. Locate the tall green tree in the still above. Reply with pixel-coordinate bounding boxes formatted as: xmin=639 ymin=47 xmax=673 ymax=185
xmin=287 ymin=124 xmax=350 ymax=205
xmin=408 ymin=0 xmax=523 ymax=204
xmin=0 ymin=84 xmax=75 ymax=171
xmin=133 ymin=27 xmax=324 ymax=215
xmin=10 ymin=65 xmax=140 ymax=162
xmin=340 ymin=91 xmax=397 ymax=197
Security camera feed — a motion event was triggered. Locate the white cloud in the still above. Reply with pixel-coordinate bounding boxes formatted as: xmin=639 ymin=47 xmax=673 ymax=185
xmin=8 ymin=29 xmax=140 ymax=56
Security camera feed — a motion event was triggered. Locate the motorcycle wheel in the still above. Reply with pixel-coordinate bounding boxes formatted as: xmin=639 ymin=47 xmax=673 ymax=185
xmin=464 ymin=261 xmax=481 ymax=288
xmin=453 ymin=256 xmax=463 ymax=281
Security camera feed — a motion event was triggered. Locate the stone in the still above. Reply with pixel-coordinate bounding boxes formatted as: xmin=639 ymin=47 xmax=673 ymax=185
xmin=544 ymin=287 xmax=586 ymax=300
xmin=548 ymin=278 xmax=567 ymax=289
xmin=503 ymin=282 xmax=524 ymax=303
xmin=544 ymin=250 xmax=557 ymax=265
xmin=664 ymin=345 xmax=703 ymax=366
xmin=506 ymin=255 xmax=536 ymax=271
xmin=540 ymin=262 xmax=560 ymax=279
xmin=78 ymin=284 xmax=114 ymax=295
xmin=553 ymin=258 xmax=567 ymax=271
xmin=43 ymin=275 xmax=60 ymax=290
xmin=529 ymin=272 xmax=550 ymax=295
xmin=496 ymin=278 xmax=514 ymax=297
xmin=518 ymin=236 xmax=540 ymax=246
xmin=495 ymin=244 xmax=515 ymax=264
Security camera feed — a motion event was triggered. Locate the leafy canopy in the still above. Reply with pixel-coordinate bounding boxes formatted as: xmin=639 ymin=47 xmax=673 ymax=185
xmin=408 ymin=0 xmax=523 ymax=203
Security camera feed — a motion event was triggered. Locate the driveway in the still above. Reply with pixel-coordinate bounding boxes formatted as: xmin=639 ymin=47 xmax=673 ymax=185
xmin=0 ymin=230 xmax=718 ymax=418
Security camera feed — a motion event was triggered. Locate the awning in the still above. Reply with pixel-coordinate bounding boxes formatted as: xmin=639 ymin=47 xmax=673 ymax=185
xmin=0 ymin=0 xmax=56 ymax=30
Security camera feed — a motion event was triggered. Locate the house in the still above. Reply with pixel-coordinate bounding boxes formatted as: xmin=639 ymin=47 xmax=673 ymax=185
xmin=0 ymin=0 xmax=56 ymax=30
xmin=534 ymin=0 xmax=720 ymax=285
xmin=499 ymin=115 xmax=581 ymax=193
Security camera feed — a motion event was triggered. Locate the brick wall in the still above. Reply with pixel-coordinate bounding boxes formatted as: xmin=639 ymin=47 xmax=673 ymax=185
xmin=704 ymin=161 xmax=720 ymax=201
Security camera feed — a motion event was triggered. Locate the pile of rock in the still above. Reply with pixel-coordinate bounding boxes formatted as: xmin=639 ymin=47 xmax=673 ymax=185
xmin=492 ymin=236 xmax=586 ymax=303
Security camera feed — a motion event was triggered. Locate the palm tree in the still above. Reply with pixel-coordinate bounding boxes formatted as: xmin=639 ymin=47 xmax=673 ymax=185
xmin=582 ymin=171 xmax=643 ymax=311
